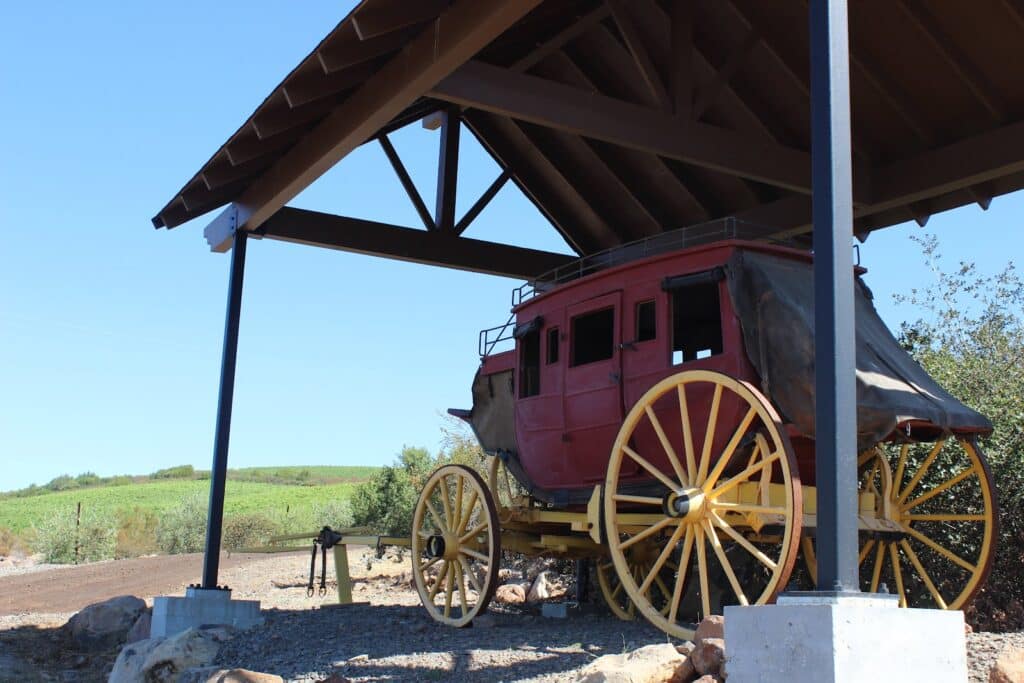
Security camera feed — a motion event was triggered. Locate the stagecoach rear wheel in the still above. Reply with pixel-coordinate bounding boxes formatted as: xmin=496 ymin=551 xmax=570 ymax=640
xmin=857 ymin=436 xmax=997 ymax=610
xmin=604 ymin=370 xmax=803 ymax=639
xmin=596 ymin=544 xmax=677 ymax=621
xmin=411 ymin=464 xmax=501 ymax=627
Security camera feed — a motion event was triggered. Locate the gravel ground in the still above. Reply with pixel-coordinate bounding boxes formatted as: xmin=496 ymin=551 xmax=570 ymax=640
xmin=1 ymin=550 xmax=1022 ymax=682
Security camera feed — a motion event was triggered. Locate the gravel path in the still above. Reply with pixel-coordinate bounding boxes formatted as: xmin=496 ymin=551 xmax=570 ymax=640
xmin=1 ymin=550 xmax=1022 ymax=682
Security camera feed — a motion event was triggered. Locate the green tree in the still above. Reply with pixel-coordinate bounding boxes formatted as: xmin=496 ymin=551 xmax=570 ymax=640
xmin=895 ymin=235 xmax=1024 ymax=630
xmin=351 ymin=446 xmax=439 ymax=536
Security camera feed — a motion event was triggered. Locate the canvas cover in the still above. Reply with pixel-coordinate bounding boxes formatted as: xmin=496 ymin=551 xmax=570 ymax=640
xmin=725 ymin=250 xmax=991 ymax=449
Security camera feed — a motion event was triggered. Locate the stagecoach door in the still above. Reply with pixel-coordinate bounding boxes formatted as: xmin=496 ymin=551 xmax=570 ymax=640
xmin=563 ymin=291 xmax=625 ymax=482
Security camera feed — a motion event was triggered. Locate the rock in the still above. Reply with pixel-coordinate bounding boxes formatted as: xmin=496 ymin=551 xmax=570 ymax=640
xmin=527 ymin=571 xmax=553 ymax=602
xmin=498 ymin=568 xmax=522 ymax=582
xmin=694 ymin=615 xmax=725 ymax=645
xmin=577 ymin=643 xmax=691 ymax=683
xmin=694 ymin=676 xmax=719 ymax=683
xmin=990 ymin=648 xmax=1024 ymax=683
xmin=126 ymin=612 xmax=152 ymax=644
xmin=676 ymin=641 xmax=695 ymax=657
xmin=315 ymin=675 xmax=353 ymax=683
xmin=179 ymin=669 xmax=282 ymax=683
xmin=692 ymin=637 xmax=725 ymax=677
xmin=494 ymin=583 xmax=527 ymax=604
xmin=65 ymin=595 xmax=147 ymax=650
xmin=109 ymin=626 xmax=234 ymax=683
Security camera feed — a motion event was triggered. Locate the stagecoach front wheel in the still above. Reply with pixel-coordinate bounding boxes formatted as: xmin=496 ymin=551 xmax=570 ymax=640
xmin=857 ymin=437 xmax=997 ymax=610
xmin=411 ymin=464 xmax=501 ymax=627
xmin=604 ymin=370 xmax=803 ymax=640
xmin=596 ymin=544 xmax=675 ymax=621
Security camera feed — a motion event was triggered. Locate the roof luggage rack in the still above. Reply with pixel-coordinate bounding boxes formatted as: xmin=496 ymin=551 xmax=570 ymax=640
xmin=512 ymin=217 xmax=781 ymax=306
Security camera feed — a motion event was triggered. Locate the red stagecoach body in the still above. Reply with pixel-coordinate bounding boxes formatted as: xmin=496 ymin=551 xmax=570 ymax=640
xmin=456 ymin=239 xmax=991 ymax=508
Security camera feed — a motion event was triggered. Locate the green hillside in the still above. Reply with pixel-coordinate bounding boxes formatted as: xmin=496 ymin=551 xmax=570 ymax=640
xmin=0 ymin=466 xmax=377 ymax=535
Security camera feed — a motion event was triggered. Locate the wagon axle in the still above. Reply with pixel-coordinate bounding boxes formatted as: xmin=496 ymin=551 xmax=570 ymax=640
xmin=662 ymin=488 xmax=704 ymax=522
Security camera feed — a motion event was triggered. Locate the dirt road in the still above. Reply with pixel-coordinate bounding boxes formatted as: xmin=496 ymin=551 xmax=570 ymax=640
xmin=0 ymin=552 xmax=282 ymax=615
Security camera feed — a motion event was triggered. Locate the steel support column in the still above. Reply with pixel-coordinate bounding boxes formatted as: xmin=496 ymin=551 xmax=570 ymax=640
xmin=809 ymin=0 xmax=859 ymax=592
xmin=435 ymin=107 xmax=461 ymax=232
xmin=201 ymin=228 xmax=248 ymax=589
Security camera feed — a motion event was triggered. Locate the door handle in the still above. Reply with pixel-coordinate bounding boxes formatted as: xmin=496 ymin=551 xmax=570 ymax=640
xmin=609 ymin=372 xmax=621 ymax=384
xmin=619 ymin=340 xmax=637 ymax=351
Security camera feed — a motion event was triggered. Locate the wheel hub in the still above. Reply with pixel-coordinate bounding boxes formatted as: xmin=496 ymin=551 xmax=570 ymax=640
xmin=426 ymin=535 xmax=446 ymax=559
xmin=663 ymin=488 xmax=705 ymax=523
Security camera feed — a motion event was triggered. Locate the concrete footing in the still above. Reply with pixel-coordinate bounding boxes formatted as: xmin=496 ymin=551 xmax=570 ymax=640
xmin=151 ymin=587 xmax=263 ymax=638
xmin=724 ymin=593 xmax=967 ymax=683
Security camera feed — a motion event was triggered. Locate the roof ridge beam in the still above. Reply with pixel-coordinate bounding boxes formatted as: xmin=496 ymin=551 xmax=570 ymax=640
xmin=429 ymin=60 xmax=836 ymax=199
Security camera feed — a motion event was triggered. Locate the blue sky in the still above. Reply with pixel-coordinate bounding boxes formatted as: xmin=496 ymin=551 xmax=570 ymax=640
xmin=1 ymin=1 xmax=1020 ymax=491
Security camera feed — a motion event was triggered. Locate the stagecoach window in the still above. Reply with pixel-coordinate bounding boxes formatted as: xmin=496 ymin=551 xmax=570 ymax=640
xmin=546 ymin=328 xmax=559 ymax=364
xmin=571 ymin=307 xmax=615 ymax=366
xmin=519 ymin=328 xmax=541 ymax=397
xmin=636 ymin=300 xmax=656 ymax=342
xmin=671 ymin=281 xmax=723 ymax=364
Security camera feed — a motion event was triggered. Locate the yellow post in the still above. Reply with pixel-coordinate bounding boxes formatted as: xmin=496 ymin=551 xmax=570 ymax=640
xmin=333 ymin=544 xmax=353 ymax=604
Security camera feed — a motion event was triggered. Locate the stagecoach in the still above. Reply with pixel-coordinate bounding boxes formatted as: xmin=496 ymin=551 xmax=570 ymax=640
xmin=410 ymin=221 xmax=997 ymax=639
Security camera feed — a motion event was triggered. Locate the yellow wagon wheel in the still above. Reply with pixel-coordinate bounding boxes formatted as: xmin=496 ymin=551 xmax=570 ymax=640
xmin=857 ymin=436 xmax=997 ymax=609
xmin=604 ymin=369 xmax=802 ymax=639
xmin=411 ymin=464 xmax=501 ymax=627
xmin=596 ymin=544 xmax=676 ymax=621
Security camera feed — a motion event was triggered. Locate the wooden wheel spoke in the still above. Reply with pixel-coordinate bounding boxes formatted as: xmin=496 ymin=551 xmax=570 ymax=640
xmin=611 ymin=581 xmax=624 ymax=599
xmin=695 ymin=526 xmax=711 ymax=618
xmin=704 ymin=520 xmax=749 ymax=606
xmin=709 ymin=512 xmax=778 ymax=570
xmin=903 ymin=466 xmax=976 ymax=510
xmin=455 ymin=489 xmax=479 ymax=536
xmin=429 ymin=560 xmax=450 ymax=601
xmin=419 ymin=556 xmax=441 ymax=572
xmin=417 ymin=529 xmax=432 ymax=539
xmin=459 ymin=522 xmax=489 ymax=545
xmin=899 ymin=540 xmax=947 ymax=609
xmin=455 ymin=558 xmax=470 ymax=616
xmin=858 ymin=540 xmax=875 ymax=566
xmin=904 ymin=513 xmax=986 ymax=522
xmin=889 ymin=543 xmax=907 ymax=608
xmin=697 ymin=384 xmax=724 ymax=485
xmin=905 ymin=527 xmax=977 ymax=573
xmin=703 ymin=407 xmax=757 ymax=490
xmin=645 ymin=405 xmax=688 ymax=488
xmin=454 ymin=477 xmax=465 ymax=531
xmin=708 ymin=451 xmax=781 ymax=499
xmin=668 ymin=527 xmax=695 ymax=624
xmin=639 ymin=524 xmax=686 ymax=595
xmin=424 ymin=499 xmax=447 ymax=533
xmin=620 ymin=517 xmax=676 ymax=550
xmin=623 ymin=445 xmax=680 ymax=492
xmin=893 ymin=444 xmax=910 ymax=492
xmin=438 ymin=476 xmax=454 ymax=527
xmin=463 ymin=560 xmax=483 ymax=594
xmin=460 ymin=547 xmax=490 ymax=563
xmin=897 ymin=440 xmax=945 ymax=503
xmin=444 ymin=568 xmax=455 ymax=618
xmin=857 ymin=448 xmax=878 ymax=468
xmin=870 ymin=542 xmax=885 ymax=593
xmin=678 ymin=385 xmax=697 ymax=485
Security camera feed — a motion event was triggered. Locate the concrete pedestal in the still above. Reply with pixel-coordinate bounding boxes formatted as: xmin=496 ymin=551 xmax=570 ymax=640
xmin=724 ymin=593 xmax=967 ymax=683
xmin=151 ymin=587 xmax=263 ymax=638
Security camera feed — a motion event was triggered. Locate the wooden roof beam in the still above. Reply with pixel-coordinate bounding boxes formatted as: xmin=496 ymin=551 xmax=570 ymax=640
xmin=607 ymin=0 xmax=671 ymax=111
xmin=693 ymin=29 xmax=760 ymax=120
xmin=351 ymin=0 xmax=449 ymax=41
xmin=430 ymin=60 xmax=824 ymax=198
xmin=257 ymin=207 xmax=574 ymax=280
xmin=316 ymin=24 xmax=420 ymax=74
xmin=210 ymin=0 xmax=542 ymax=251
xmin=511 ymin=4 xmax=610 ymax=73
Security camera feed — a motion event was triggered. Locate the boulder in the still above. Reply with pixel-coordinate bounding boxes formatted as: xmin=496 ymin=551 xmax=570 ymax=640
xmin=692 ymin=637 xmax=725 ymax=677
xmin=65 ymin=595 xmax=147 ymax=650
xmin=694 ymin=676 xmax=720 ymax=683
xmin=676 ymin=641 xmax=695 ymax=657
xmin=179 ymin=668 xmax=283 ymax=683
xmin=494 ymin=583 xmax=527 ymax=604
xmin=126 ymin=612 xmax=152 ymax=644
xmin=577 ymin=643 xmax=692 ymax=683
xmin=109 ymin=626 xmax=235 ymax=683
xmin=990 ymin=648 xmax=1024 ymax=683
xmin=694 ymin=615 xmax=724 ymax=645
xmin=527 ymin=572 xmax=553 ymax=602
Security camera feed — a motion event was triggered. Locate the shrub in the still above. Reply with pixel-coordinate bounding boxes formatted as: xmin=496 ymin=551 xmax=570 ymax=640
xmin=114 ymin=507 xmax=160 ymax=559
xmin=312 ymin=499 xmax=354 ymax=530
xmin=0 ymin=527 xmax=20 ymax=556
xmin=151 ymin=464 xmax=196 ymax=480
xmin=222 ymin=514 xmax=278 ymax=551
xmin=45 ymin=475 xmax=78 ymax=492
xmin=32 ymin=506 xmax=116 ymax=563
xmin=74 ymin=472 xmax=101 ymax=487
xmin=351 ymin=446 xmax=437 ymax=537
xmin=155 ymin=491 xmax=208 ymax=554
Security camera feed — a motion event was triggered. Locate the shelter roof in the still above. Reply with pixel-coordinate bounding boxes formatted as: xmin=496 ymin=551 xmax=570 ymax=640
xmin=153 ymin=0 xmax=1024 ymax=257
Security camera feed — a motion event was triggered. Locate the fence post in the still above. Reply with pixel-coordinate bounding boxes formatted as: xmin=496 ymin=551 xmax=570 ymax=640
xmin=74 ymin=502 xmax=82 ymax=565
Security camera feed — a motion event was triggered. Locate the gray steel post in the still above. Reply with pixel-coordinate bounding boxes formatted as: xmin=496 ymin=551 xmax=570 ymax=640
xmin=201 ymin=229 xmax=248 ymax=589
xmin=809 ymin=0 xmax=859 ymax=591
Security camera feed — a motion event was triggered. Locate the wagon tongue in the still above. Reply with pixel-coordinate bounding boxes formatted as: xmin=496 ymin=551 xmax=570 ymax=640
xmin=447 ymin=408 xmax=472 ymax=422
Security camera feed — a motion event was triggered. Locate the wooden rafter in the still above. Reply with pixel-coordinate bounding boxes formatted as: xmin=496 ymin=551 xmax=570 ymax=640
xmin=693 ymin=29 xmax=760 ymax=119
xmin=258 ymin=207 xmax=574 ymax=280
xmin=511 ymin=4 xmax=610 ymax=73
xmin=378 ymin=134 xmax=435 ymax=231
xmin=607 ymin=0 xmax=671 ymax=110
xmin=670 ymin=0 xmax=694 ymax=117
